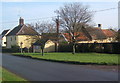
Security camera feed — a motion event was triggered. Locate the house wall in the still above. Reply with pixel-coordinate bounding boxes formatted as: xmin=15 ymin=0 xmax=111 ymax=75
xmin=77 ymin=39 xmax=115 ymax=43
xmin=2 ymin=30 xmax=10 ymax=47
xmin=6 ymin=36 xmax=18 ymax=48
xmin=33 ymin=40 xmax=55 ymax=53
xmin=17 ymin=35 xmax=40 ymax=48
xmin=33 ymin=45 xmax=41 ymax=53
xmin=44 ymin=40 xmax=55 ymax=52
xmin=2 ymin=36 xmax=7 ymax=47
xmin=7 ymin=35 xmax=40 ymax=48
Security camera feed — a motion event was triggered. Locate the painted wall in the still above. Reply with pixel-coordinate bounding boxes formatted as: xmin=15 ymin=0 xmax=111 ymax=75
xmin=6 ymin=35 xmax=18 ymax=48
xmin=6 ymin=35 xmax=40 ymax=48
xmin=44 ymin=40 xmax=55 ymax=52
xmin=77 ymin=38 xmax=116 ymax=43
xmin=2 ymin=36 xmax=7 ymax=47
xmin=33 ymin=40 xmax=55 ymax=53
xmin=2 ymin=30 xmax=10 ymax=47
xmin=33 ymin=45 xmax=41 ymax=53
xmin=17 ymin=35 xmax=39 ymax=48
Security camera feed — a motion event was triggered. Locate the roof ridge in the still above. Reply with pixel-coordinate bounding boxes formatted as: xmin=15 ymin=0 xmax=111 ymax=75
xmin=16 ymin=24 xmax=25 ymax=35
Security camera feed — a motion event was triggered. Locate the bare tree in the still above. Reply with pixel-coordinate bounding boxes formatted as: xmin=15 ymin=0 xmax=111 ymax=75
xmin=55 ymin=2 xmax=93 ymax=54
xmin=29 ymin=21 xmax=57 ymax=34
xmin=27 ymin=21 xmax=57 ymax=55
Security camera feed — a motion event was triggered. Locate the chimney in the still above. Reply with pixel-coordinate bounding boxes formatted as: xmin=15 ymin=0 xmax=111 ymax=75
xmin=98 ymin=24 xmax=102 ymax=28
xmin=19 ymin=17 xmax=24 ymax=25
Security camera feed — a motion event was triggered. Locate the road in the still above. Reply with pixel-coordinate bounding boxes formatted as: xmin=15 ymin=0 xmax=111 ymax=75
xmin=2 ymin=53 xmax=118 ymax=81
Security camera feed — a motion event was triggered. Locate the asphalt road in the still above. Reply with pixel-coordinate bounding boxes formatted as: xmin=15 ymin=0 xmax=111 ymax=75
xmin=2 ymin=53 xmax=118 ymax=81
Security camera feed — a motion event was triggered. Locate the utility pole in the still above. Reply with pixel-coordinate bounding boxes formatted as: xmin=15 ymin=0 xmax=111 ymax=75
xmin=56 ymin=15 xmax=59 ymax=36
xmin=55 ymin=15 xmax=60 ymax=52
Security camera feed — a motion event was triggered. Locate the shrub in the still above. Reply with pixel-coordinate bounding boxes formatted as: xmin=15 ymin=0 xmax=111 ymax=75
xmin=58 ymin=43 xmax=120 ymax=54
xmin=2 ymin=45 xmax=20 ymax=53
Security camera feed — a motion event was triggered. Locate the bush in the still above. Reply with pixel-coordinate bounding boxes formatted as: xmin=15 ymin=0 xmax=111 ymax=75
xmin=2 ymin=45 xmax=20 ymax=53
xmin=11 ymin=45 xmax=20 ymax=52
xmin=58 ymin=44 xmax=72 ymax=52
xmin=58 ymin=42 xmax=120 ymax=54
xmin=22 ymin=47 xmax=33 ymax=53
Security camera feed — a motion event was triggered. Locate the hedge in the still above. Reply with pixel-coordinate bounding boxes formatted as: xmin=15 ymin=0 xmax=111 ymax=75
xmin=58 ymin=42 xmax=120 ymax=54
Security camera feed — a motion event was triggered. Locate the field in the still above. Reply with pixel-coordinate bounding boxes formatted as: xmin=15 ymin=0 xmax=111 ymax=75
xmin=13 ymin=53 xmax=119 ymax=65
xmin=1 ymin=67 xmax=28 ymax=82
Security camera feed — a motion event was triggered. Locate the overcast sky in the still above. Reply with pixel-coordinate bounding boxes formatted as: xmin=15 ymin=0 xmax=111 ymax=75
xmin=0 ymin=0 xmax=119 ymax=33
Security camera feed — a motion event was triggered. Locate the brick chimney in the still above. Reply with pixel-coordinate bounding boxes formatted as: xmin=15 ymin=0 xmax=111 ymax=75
xmin=98 ymin=24 xmax=102 ymax=28
xmin=19 ymin=17 xmax=24 ymax=25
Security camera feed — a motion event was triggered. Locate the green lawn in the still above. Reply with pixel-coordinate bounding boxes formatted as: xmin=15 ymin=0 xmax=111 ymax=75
xmin=1 ymin=67 xmax=28 ymax=82
xmin=13 ymin=53 xmax=119 ymax=65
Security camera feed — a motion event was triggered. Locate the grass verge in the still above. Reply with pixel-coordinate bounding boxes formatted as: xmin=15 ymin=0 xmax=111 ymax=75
xmin=1 ymin=67 xmax=28 ymax=82
xmin=13 ymin=52 xmax=119 ymax=65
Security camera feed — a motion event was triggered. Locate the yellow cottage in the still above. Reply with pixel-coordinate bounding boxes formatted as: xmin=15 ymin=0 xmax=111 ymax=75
xmin=6 ymin=17 xmax=40 ymax=49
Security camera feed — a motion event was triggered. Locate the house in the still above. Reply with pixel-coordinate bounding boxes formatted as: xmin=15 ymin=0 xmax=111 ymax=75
xmin=62 ymin=24 xmax=116 ymax=43
xmin=62 ymin=32 xmax=90 ymax=43
xmin=81 ymin=26 xmax=107 ymax=43
xmin=102 ymin=29 xmax=116 ymax=42
xmin=1 ymin=29 xmax=10 ymax=47
xmin=33 ymin=38 xmax=55 ymax=53
xmin=6 ymin=17 xmax=40 ymax=49
xmin=32 ymin=32 xmax=68 ymax=53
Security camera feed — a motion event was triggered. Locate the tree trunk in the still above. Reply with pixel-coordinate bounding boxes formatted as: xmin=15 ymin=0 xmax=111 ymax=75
xmin=41 ymin=49 xmax=44 ymax=56
xmin=72 ymin=43 xmax=76 ymax=54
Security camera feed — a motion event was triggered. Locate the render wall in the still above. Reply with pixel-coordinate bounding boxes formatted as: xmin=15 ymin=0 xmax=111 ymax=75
xmin=44 ymin=40 xmax=55 ymax=52
xmin=6 ymin=36 xmax=18 ymax=48
xmin=6 ymin=35 xmax=40 ymax=48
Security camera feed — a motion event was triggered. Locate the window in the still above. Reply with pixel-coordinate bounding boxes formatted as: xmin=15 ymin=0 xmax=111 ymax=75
xmin=4 ymin=42 xmax=7 ymax=44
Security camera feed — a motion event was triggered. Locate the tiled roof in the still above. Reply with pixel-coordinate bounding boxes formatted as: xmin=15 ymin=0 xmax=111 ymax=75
xmin=7 ymin=25 xmax=39 ymax=36
xmin=85 ymin=27 xmax=107 ymax=40
xmin=102 ymin=29 xmax=116 ymax=37
xmin=41 ymin=33 xmax=58 ymax=41
xmin=33 ymin=33 xmax=58 ymax=46
xmin=33 ymin=38 xmax=48 ymax=46
xmin=63 ymin=32 xmax=90 ymax=42
xmin=63 ymin=27 xmax=108 ymax=42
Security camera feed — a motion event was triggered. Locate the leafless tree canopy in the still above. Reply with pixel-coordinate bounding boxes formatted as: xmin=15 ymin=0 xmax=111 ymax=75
xmin=55 ymin=2 xmax=93 ymax=54
xmin=28 ymin=21 xmax=57 ymax=34
xmin=55 ymin=2 xmax=93 ymax=36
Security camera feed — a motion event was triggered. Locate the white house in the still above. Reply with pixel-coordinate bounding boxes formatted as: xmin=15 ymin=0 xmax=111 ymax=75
xmin=1 ymin=29 xmax=10 ymax=47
